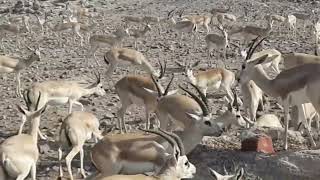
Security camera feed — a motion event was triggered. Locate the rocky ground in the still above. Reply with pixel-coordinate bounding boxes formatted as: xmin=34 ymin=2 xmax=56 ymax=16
xmin=0 ymin=0 xmax=320 ymax=179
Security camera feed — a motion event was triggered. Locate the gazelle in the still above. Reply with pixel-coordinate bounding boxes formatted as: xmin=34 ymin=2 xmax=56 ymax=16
xmin=91 ymin=118 xmax=221 ymax=178
xmin=35 ymin=12 xmax=48 ymax=35
xmin=58 ymin=111 xmax=103 ymax=180
xmin=265 ymin=14 xmax=286 ymax=33
xmin=182 ymin=65 xmax=235 ymax=104
xmin=285 ymin=15 xmax=296 ymax=38
xmin=0 ymin=92 xmax=46 ymax=180
xmin=103 ymin=48 xmax=165 ymax=80
xmin=128 ymin=24 xmax=152 ymax=49
xmin=229 ymin=20 xmax=273 ymax=47
xmin=209 ymin=167 xmax=244 ymax=180
xmin=115 ymin=73 xmax=174 ymax=133
xmin=283 ymin=52 xmax=320 ymax=69
xmin=240 ymin=48 xmax=282 ymax=74
xmin=292 ymin=12 xmax=311 ymax=31
xmin=0 ymin=22 xmax=29 ymax=48
xmin=20 ymin=72 xmax=105 ymax=139
xmin=205 ymin=25 xmax=229 ymax=60
xmin=167 ymin=9 xmax=196 ymax=45
xmin=93 ymin=128 xmax=196 ymax=180
xmin=215 ymin=13 xmax=237 ymax=26
xmin=181 ymin=14 xmax=212 ymax=33
xmin=88 ymin=27 xmax=130 ymax=65
xmin=0 ymin=47 xmax=41 ymax=97
xmin=238 ymin=37 xmax=320 ymax=150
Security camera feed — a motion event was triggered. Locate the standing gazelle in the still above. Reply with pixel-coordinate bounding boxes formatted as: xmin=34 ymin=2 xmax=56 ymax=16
xmin=205 ymin=25 xmax=229 ymax=60
xmin=115 ymin=74 xmax=176 ymax=133
xmin=0 ymin=92 xmax=46 ymax=180
xmin=238 ymin=37 xmax=320 ymax=150
xmin=0 ymin=47 xmax=41 ymax=97
xmin=58 ymin=111 xmax=103 ymax=180
xmin=103 ymin=48 xmax=166 ymax=80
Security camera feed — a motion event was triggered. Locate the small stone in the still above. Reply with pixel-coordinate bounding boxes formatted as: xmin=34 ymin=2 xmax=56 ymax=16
xmin=241 ymin=134 xmax=275 ymax=154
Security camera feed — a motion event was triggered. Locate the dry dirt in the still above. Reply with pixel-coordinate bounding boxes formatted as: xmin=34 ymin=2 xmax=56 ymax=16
xmin=0 ymin=0 xmax=320 ymax=179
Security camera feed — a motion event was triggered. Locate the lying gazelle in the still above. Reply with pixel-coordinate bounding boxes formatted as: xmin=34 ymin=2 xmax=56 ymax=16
xmin=88 ymin=27 xmax=130 ymax=66
xmin=0 ymin=47 xmax=40 ymax=97
xmin=209 ymin=167 xmax=244 ymax=180
xmin=176 ymin=62 xmax=236 ymax=104
xmin=94 ymin=129 xmax=196 ymax=180
xmin=205 ymin=25 xmax=229 ymax=60
xmin=58 ymin=111 xmax=103 ymax=180
xmin=0 ymin=92 xmax=46 ymax=180
xmin=128 ymin=24 xmax=152 ymax=49
xmin=115 ymin=73 xmax=174 ymax=133
xmin=103 ymin=48 xmax=166 ymax=80
xmin=238 ymin=37 xmax=320 ymax=150
xmin=20 ymin=72 xmax=105 ymax=139
xmin=90 ymin=95 xmax=222 ymax=178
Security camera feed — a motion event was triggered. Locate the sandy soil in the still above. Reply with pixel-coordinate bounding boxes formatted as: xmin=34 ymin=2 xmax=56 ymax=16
xmin=0 ymin=0 xmax=319 ymax=179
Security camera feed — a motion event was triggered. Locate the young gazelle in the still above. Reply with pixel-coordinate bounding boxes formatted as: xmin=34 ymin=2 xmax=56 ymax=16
xmin=0 ymin=47 xmax=41 ymax=97
xmin=115 ymin=73 xmax=174 ymax=133
xmin=238 ymin=37 xmax=320 ymax=150
xmin=184 ymin=66 xmax=235 ymax=104
xmin=103 ymin=48 xmax=165 ymax=80
xmin=181 ymin=14 xmax=212 ymax=33
xmin=95 ymin=129 xmax=196 ymax=180
xmin=0 ymin=92 xmax=46 ymax=180
xmin=128 ymin=24 xmax=152 ymax=49
xmin=205 ymin=25 xmax=229 ymax=60
xmin=58 ymin=111 xmax=103 ymax=180
xmin=88 ymin=27 xmax=130 ymax=65
xmin=20 ymin=72 xmax=105 ymax=139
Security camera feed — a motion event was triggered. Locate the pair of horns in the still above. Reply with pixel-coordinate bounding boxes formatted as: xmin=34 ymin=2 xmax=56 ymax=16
xmin=22 ymin=90 xmax=41 ymax=111
xmin=179 ymin=82 xmax=209 ymax=116
xmin=151 ymin=73 xmax=174 ymax=98
xmin=245 ymin=36 xmax=266 ymax=61
xmin=140 ymin=128 xmax=185 ymax=156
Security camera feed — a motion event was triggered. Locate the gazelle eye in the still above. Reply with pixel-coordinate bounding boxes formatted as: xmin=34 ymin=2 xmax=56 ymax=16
xmin=185 ymin=161 xmax=190 ymax=167
xmin=236 ymin=115 xmax=241 ymax=118
xmin=204 ymin=121 xmax=212 ymax=126
xmin=241 ymin=64 xmax=246 ymax=69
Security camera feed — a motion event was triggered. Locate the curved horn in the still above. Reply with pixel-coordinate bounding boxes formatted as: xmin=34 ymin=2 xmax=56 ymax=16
xmin=22 ymin=90 xmax=31 ymax=110
xmin=94 ymin=71 xmax=101 ymax=85
xmin=179 ymin=85 xmax=209 ymax=116
xmin=35 ymin=92 xmax=42 ymax=111
xmin=188 ymin=82 xmax=209 ymax=110
xmin=139 ymin=128 xmax=178 ymax=154
xmin=167 ymin=9 xmax=176 ymax=18
xmin=103 ymin=54 xmax=110 ymax=65
xmin=159 ymin=128 xmax=185 ymax=155
xmin=158 ymin=59 xmax=166 ymax=79
xmin=150 ymin=75 xmax=162 ymax=97
xmin=247 ymin=37 xmax=266 ymax=60
xmin=163 ymin=74 xmax=174 ymax=96
xmin=245 ymin=37 xmax=259 ymax=60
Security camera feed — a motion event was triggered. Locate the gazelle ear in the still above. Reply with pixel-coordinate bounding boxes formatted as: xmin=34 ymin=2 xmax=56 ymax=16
xmin=209 ymin=168 xmax=223 ymax=179
xmin=250 ymin=54 xmax=269 ymax=65
xmin=144 ymin=88 xmax=158 ymax=96
xmin=236 ymin=168 xmax=244 ymax=180
xmin=166 ymin=89 xmax=179 ymax=96
xmin=186 ymin=112 xmax=201 ymax=121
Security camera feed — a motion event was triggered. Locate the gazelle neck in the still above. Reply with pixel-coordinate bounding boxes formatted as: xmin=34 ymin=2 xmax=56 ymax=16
xmin=82 ymin=87 xmax=98 ymax=97
xmin=186 ymin=70 xmax=197 ymax=85
xmin=249 ymin=65 xmax=278 ymax=97
xmin=30 ymin=117 xmax=40 ymax=143
xmin=174 ymin=127 xmax=203 ymax=154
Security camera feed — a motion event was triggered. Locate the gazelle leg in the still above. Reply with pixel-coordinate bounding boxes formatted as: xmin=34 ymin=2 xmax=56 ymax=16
xmin=74 ymin=101 xmax=84 ymax=111
xmin=117 ymin=103 xmax=129 ymax=133
xmin=16 ymin=72 xmax=22 ymax=97
xmin=66 ymin=146 xmax=81 ymax=180
xmin=145 ymin=105 xmax=151 ymax=130
xmin=79 ymin=146 xmax=86 ymax=178
xmin=31 ymin=162 xmax=36 ymax=180
xmin=58 ymin=147 xmax=64 ymax=178
xmin=18 ymin=116 xmax=27 ymax=134
xmin=298 ymin=104 xmax=316 ymax=148
xmin=283 ymin=100 xmax=290 ymax=150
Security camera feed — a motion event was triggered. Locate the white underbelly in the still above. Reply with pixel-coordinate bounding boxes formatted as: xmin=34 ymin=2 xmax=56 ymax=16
xmin=47 ymin=97 xmax=69 ymax=105
xmin=120 ymin=160 xmax=156 ymax=174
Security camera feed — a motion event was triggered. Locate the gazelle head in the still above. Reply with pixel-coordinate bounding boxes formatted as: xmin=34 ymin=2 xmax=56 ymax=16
xmin=140 ymin=128 xmax=196 ymax=179
xmin=209 ymin=167 xmax=244 ymax=180
xmin=26 ymin=46 xmax=41 ymax=62
xmin=17 ymin=91 xmax=46 ymax=126
xmin=152 ymin=59 xmax=167 ymax=79
xmin=86 ymin=72 xmax=106 ymax=96
xmin=113 ymin=25 xmax=130 ymax=37
xmin=175 ymin=60 xmax=200 ymax=76
xmin=180 ymin=83 xmax=223 ymax=137
xmin=237 ymin=37 xmax=272 ymax=84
